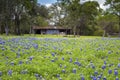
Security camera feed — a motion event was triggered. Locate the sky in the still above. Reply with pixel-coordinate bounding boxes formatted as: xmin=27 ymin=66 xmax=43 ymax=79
xmin=38 ymin=0 xmax=108 ymax=10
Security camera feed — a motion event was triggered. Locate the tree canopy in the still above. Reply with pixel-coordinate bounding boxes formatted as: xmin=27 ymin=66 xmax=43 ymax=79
xmin=0 ymin=0 xmax=120 ymax=36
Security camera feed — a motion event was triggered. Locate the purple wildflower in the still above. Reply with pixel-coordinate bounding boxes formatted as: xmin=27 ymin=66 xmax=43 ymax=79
xmin=8 ymin=70 xmax=12 ymax=76
xmin=35 ymin=73 xmax=39 ymax=77
xmin=114 ymin=70 xmax=118 ymax=76
xmin=103 ymin=77 xmax=107 ymax=80
xmin=10 ymin=62 xmax=14 ymax=66
xmin=61 ymin=57 xmax=64 ymax=60
xmin=102 ymin=65 xmax=106 ymax=70
xmin=118 ymin=63 xmax=120 ymax=68
xmin=51 ymin=59 xmax=55 ymax=62
xmin=0 ymin=71 xmax=2 ymax=76
xmin=116 ymin=77 xmax=119 ymax=80
xmin=72 ymin=68 xmax=76 ymax=74
xmin=104 ymin=61 xmax=107 ymax=65
xmin=56 ymin=74 xmax=60 ymax=78
xmin=29 ymin=56 xmax=33 ymax=61
xmin=93 ymin=77 xmax=97 ymax=80
xmin=64 ymin=65 xmax=67 ymax=68
xmin=94 ymin=71 xmax=98 ymax=75
xmin=51 ymin=52 xmax=55 ymax=57
xmin=69 ymin=58 xmax=72 ymax=63
xmin=59 ymin=77 xmax=62 ymax=80
xmin=62 ymin=69 xmax=65 ymax=73
xmin=19 ymin=61 xmax=23 ymax=65
xmin=81 ymin=75 xmax=85 ymax=80
xmin=108 ymin=69 xmax=112 ymax=74
xmin=92 ymin=65 xmax=95 ymax=69
xmin=60 ymin=64 xmax=62 ymax=67
xmin=108 ymin=51 xmax=112 ymax=54
xmin=33 ymin=44 xmax=38 ymax=49
xmin=74 ymin=61 xmax=81 ymax=66
xmin=97 ymin=75 xmax=102 ymax=79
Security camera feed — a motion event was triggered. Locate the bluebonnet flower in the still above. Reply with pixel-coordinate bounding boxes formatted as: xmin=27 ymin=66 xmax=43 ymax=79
xmin=97 ymin=75 xmax=102 ymax=79
xmin=81 ymin=75 xmax=85 ymax=80
xmin=102 ymin=64 xmax=106 ymax=70
xmin=93 ymin=76 xmax=97 ymax=80
xmin=69 ymin=58 xmax=72 ymax=63
xmin=116 ymin=77 xmax=119 ymax=80
xmin=33 ymin=44 xmax=38 ymax=49
xmin=8 ymin=70 xmax=12 ymax=76
xmin=19 ymin=61 xmax=23 ymax=65
xmin=56 ymin=74 xmax=60 ymax=78
xmin=59 ymin=77 xmax=62 ymax=80
xmin=1 ymin=47 xmax=5 ymax=51
xmin=64 ymin=65 xmax=67 ymax=68
xmin=35 ymin=73 xmax=39 ymax=77
xmin=92 ymin=65 xmax=95 ymax=69
xmin=74 ymin=61 xmax=81 ymax=66
xmin=94 ymin=71 xmax=98 ymax=75
xmin=118 ymin=63 xmax=120 ymax=68
xmin=61 ymin=57 xmax=64 ymax=60
xmin=26 ymin=60 xmax=29 ymax=64
xmin=108 ymin=69 xmax=112 ymax=74
xmin=29 ymin=56 xmax=33 ymax=61
xmin=108 ymin=51 xmax=112 ymax=54
xmin=0 ymin=71 xmax=2 ymax=76
xmin=103 ymin=77 xmax=107 ymax=80
xmin=60 ymin=64 xmax=62 ymax=67
xmin=51 ymin=59 xmax=55 ymax=62
xmin=104 ymin=61 xmax=107 ymax=65
xmin=21 ymin=70 xmax=27 ymax=74
xmin=62 ymin=69 xmax=65 ymax=73
xmin=51 ymin=52 xmax=55 ymax=57
xmin=16 ymin=52 xmax=20 ymax=58
xmin=90 ymin=75 xmax=94 ymax=79
xmin=114 ymin=70 xmax=118 ymax=76
xmin=80 ymin=48 xmax=83 ymax=51
xmin=10 ymin=62 xmax=14 ymax=66
xmin=72 ymin=68 xmax=76 ymax=74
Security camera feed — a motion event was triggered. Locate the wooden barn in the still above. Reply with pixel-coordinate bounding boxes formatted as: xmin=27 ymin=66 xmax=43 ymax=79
xmin=33 ymin=26 xmax=71 ymax=35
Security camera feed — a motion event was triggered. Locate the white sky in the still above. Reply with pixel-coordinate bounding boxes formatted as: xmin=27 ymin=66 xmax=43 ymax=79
xmin=44 ymin=0 xmax=109 ymax=10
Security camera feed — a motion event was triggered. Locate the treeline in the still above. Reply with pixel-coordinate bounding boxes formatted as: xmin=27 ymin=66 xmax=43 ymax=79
xmin=51 ymin=0 xmax=120 ymax=36
xmin=0 ymin=0 xmax=120 ymax=36
xmin=0 ymin=0 xmax=49 ymax=35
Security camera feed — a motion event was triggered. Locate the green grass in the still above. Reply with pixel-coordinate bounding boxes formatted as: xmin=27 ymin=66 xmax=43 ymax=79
xmin=0 ymin=35 xmax=120 ymax=80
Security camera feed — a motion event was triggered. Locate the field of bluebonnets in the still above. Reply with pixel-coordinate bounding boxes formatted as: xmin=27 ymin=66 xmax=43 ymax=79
xmin=0 ymin=36 xmax=120 ymax=80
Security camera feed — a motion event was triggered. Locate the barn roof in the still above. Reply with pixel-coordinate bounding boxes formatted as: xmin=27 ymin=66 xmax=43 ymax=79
xmin=33 ymin=26 xmax=71 ymax=30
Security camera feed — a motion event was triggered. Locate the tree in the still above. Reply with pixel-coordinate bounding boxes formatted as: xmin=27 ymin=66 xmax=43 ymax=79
xmin=0 ymin=0 xmax=37 ymax=35
xmin=12 ymin=0 xmax=37 ymax=35
xmin=97 ymin=14 xmax=119 ymax=37
xmin=57 ymin=0 xmax=100 ymax=36
xmin=104 ymin=0 xmax=120 ymax=36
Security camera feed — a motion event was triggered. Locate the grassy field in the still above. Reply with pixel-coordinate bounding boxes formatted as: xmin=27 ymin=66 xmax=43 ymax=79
xmin=0 ymin=35 xmax=120 ymax=80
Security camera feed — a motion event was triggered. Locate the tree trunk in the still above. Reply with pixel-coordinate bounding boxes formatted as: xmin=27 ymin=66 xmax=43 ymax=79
xmin=15 ymin=14 xmax=21 ymax=35
xmin=73 ymin=26 xmax=76 ymax=37
xmin=118 ymin=16 xmax=120 ymax=37
xmin=103 ymin=30 xmax=106 ymax=38
xmin=5 ymin=21 xmax=9 ymax=36
xmin=0 ymin=24 xmax=1 ymax=34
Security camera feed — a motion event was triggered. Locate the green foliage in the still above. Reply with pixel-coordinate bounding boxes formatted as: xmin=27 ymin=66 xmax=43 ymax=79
xmin=97 ymin=14 xmax=119 ymax=34
xmin=34 ymin=16 xmax=48 ymax=27
xmin=94 ymin=30 xmax=104 ymax=36
xmin=0 ymin=36 xmax=120 ymax=79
